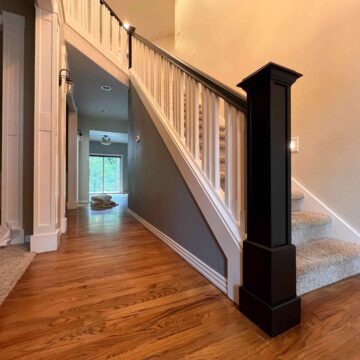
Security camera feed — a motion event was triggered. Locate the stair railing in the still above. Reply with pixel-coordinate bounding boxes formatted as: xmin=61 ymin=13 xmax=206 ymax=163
xmin=61 ymin=0 xmax=129 ymax=70
xmin=60 ymin=0 xmax=303 ymax=336
xmin=131 ymin=33 xmax=248 ymax=231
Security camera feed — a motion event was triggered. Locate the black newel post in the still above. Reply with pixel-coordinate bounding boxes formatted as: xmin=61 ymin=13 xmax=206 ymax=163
xmin=126 ymin=26 xmax=136 ymax=69
xmin=237 ymin=63 xmax=302 ymax=337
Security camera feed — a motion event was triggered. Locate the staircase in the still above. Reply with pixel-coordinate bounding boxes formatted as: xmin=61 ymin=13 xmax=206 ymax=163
xmin=58 ymin=0 xmax=360 ymax=335
xmin=292 ymin=191 xmax=360 ymax=295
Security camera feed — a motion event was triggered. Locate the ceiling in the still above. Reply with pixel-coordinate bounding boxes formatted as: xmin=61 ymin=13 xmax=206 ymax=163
xmin=107 ymin=0 xmax=175 ymax=40
xmin=90 ymin=130 xmax=128 ymax=144
xmin=67 ymin=44 xmax=128 ymax=121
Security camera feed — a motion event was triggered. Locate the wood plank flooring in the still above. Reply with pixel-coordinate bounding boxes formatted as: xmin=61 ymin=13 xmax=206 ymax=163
xmin=1 ymin=196 xmax=360 ymax=359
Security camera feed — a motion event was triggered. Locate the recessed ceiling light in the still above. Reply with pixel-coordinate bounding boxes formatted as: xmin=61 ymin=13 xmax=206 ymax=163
xmin=98 ymin=109 xmax=108 ymax=113
xmin=101 ymin=85 xmax=112 ymax=92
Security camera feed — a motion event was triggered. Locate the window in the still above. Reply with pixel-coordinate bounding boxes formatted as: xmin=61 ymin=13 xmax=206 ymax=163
xmin=89 ymin=155 xmax=122 ymax=194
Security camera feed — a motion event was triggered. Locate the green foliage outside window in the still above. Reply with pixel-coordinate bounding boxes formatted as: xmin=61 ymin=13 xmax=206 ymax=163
xmin=89 ymin=156 xmax=121 ymax=193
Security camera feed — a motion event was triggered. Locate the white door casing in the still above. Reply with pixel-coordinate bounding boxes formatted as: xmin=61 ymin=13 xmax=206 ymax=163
xmin=67 ymin=108 xmax=79 ymax=209
xmin=59 ymin=44 xmax=67 ymax=233
xmin=1 ymin=11 xmax=25 ymax=244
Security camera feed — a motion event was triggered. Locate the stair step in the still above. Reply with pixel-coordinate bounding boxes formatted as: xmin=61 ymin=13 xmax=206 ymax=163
xmin=292 ymin=190 xmax=304 ymax=212
xmin=292 ymin=211 xmax=331 ymax=245
xmin=297 ymin=238 xmax=360 ymax=295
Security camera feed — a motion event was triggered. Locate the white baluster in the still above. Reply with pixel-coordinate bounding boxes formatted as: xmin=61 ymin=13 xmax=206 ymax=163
xmin=185 ymin=75 xmax=192 ymax=150
xmin=237 ymin=110 xmax=246 ymax=225
xmin=225 ymin=103 xmax=234 ymax=209
xmin=169 ymin=64 xmax=174 ymax=125
xmin=201 ymin=88 xmax=210 ymax=176
xmin=156 ymin=54 xmax=161 ymax=106
xmin=84 ymin=0 xmax=89 ymax=34
xmin=192 ymin=79 xmax=200 ymax=160
xmin=81 ymin=0 xmax=86 ymax=29
xmin=150 ymin=50 xmax=154 ymax=97
xmin=173 ymin=68 xmax=179 ymax=133
xmin=165 ymin=61 xmax=170 ymax=119
xmin=179 ymin=71 xmax=185 ymax=140
xmin=210 ymin=92 xmax=220 ymax=190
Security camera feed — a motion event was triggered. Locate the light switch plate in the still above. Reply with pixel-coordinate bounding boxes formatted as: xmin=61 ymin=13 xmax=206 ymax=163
xmin=290 ymin=137 xmax=299 ymax=153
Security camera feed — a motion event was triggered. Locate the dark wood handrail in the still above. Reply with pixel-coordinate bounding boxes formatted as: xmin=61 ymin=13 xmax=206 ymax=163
xmin=100 ymin=0 xmax=123 ymax=25
xmin=133 ymin=33 xmax=247 ymax=112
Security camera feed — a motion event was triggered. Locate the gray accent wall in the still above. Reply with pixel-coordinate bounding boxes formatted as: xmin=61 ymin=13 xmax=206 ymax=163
xmin=1 ymin=0 xmax=35 ymax=235
xmin=89 ymin=141 xmax=128 ymax=193
xmin=128 ymin=83 xmax=226 ymax=276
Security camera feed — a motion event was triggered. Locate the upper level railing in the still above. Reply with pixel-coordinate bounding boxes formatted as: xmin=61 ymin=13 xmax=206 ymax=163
xmin=61 ymin=0 xmax=129 ymax=70
xmin=131 ymin=33 xmax=248 ymax=230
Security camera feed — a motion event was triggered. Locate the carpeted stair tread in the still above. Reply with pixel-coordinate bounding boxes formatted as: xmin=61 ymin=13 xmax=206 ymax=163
xmin=292 ymin=211 xmax=331 ymax=229
xmin=296 ymin=238 xmax=360 ymax=294
xmin=292 ymin=190 xmax=304 ymax=201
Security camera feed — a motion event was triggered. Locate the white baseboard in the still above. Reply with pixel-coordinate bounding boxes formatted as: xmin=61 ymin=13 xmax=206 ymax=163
xmin=61 ymin=217 xmax=67 ymax=234
xmin=67 ymin=200 xmax=78 ymax=209
xmin=128 ymin=208 xmax=227 ymax=294
xmin=10 ymin=229 xmax=25 ymax=245
xmin=30 ymin=229 xmax=60 ymax=253
xmin=292 ymin=177 xmax=360 ymax=243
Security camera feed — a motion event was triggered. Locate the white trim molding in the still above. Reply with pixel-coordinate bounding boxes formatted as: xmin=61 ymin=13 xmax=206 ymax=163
xmin=128 ymin=209 xmax=227 ymax=294
xmin=67 ymin=109 xmax=79 ymax=209
xmin=30 ymin=230 xmax=60 ymax=253
xmin=1 ymin=11 xmax=25 ymax=243
xmin=59 ymin=44 xmax=67 ymax=228
xmin=292 ymin=177 xmax=360 ymax=243
xmin=31 ymin=6 xmax=61 ymax=253
xmin=130 ymin=74 xmax=241 ymax=303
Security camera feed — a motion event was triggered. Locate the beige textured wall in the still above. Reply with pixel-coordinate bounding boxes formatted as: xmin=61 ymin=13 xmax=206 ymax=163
xmin=107 ymin=0 xmax=175 ymax=40
xmin=153 ymin=35 xmax=175 ymax=53
xmin=173 ymin=0 xmax=360 ymax=233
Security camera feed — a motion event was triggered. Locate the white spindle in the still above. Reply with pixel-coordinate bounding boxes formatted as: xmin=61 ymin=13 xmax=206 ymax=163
xmin=202 ymin=88 xmax=210 ymax=176
xmin=210 ymin=93 xmax=220 ymax=190
xmin=238 ymin=111 xmax=246 ymax=224
xmin=169 ymin=64 xmax=174 ymax=126
xmin=192 ymin=80 xmax=200 ymax=160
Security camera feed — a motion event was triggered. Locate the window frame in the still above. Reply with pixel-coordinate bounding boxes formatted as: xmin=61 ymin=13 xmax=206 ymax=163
xmin=89 ymin=153 xmax=123 ymax=194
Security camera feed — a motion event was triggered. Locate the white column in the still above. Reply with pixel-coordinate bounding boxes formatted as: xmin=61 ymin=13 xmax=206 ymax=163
xmin=67 ymin=110 xmax=79 ymax=209
xmin=31 ymin=7 xmax=61 ymax=253
xmin=59 ymin=45 xmax=68 ymax=233
xmin=1 ymin=12 xmax=25 ymax=244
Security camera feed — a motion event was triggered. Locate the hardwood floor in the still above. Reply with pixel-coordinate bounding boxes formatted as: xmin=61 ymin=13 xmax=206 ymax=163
xmin=1 ymin=196 xmax=360 ymax=359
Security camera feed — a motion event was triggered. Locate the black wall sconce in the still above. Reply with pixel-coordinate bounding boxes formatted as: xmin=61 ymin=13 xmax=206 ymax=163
xmin=59 ymin=69 xmax=74 ymax=95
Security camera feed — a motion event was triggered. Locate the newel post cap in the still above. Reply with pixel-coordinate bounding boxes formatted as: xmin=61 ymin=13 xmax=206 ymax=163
xmin=237 ymin=62 xmax=302 ymax=91
xmin=126 ymin=25 xmax=136 ymax=35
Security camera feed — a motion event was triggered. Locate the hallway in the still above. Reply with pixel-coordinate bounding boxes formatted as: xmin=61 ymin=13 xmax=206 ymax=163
xmin=0 ymin=197 xmax=360 ymax=359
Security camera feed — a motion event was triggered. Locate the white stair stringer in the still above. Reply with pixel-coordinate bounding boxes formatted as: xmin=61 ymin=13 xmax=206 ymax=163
xmin=130 ymin=72 xmax=242 ymax=304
